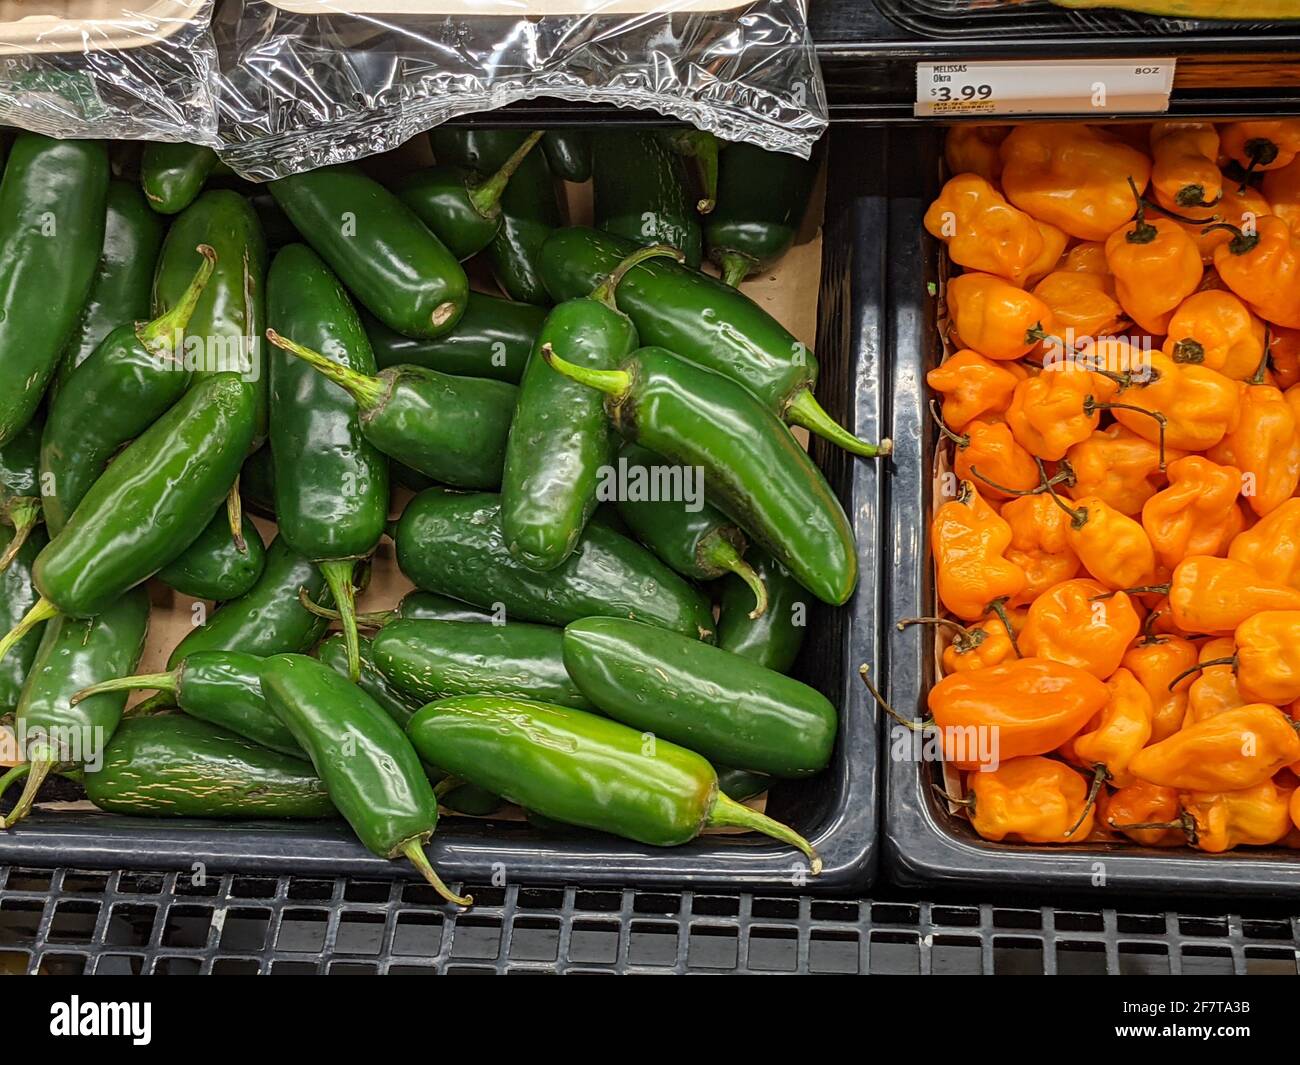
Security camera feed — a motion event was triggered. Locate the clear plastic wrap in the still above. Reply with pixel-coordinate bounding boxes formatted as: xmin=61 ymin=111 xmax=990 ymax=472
xmin=212 ymin=0 xmax=827 ymax=181
xmin=0 ymin=0 xmax=219 ymax=143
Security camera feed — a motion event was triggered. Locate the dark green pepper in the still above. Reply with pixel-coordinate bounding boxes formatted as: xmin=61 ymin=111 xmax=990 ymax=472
xmin=545 ymin=345 xmax=857 ymax=606
xmin=657 ymin=129 xmax=720 ymax=214
xmin=259 ymin=654 xmax=470 ymax=906
xmin=0 ymin=586 xmax=149 ymax=828
xmin=488 ymin=141 xmax=565 ymax=306
xmin=706 ymin=142 xmax=816 ymax=287
xmin=370 ymin=618 xmax=591 ymax=709
xmin=716 ymin=766 xmax=770 ymax=803
xmin=71 ymin=649 xmax=300 ymax=758
xmin=267 ymin=244 xmax=390 ymax=681
xmin=0 ymin=135 xmax=109 ymax=447
xmin=155 ymin=510 xmax=266 ymax=601
xmin=265 ymin=330 xmax=517 ymax=491
xmin=429 ymin=128 xmax=525 ymax=172
xmin=83 ymin=715 xmax=334 ymax=819
xmin=406 ymin=696 xmax=820 ymax=869
xmin=140 ymin=143 xmax=219 ymax=215
xmin=269 ymin=165 xmax=468 ymax=338
xmin=52 ymin=179 xmax=166 ymax=397
xmin=394 ymin=489 xmax=715 ymax=640
xmin=365 ymin=293 xmax=544 ymax=384
xmin=41 ymin=245 xmax=217 ymax=535
xmin=562 ymin=617 xmax=836 ymax=778
xmin=239 ymin=446 xmax=277 ymax=520
xmin=542 ymin=130 xmax=592 ymax=184
xmin=0 ymin=374 xmax=255 ymax=670
xmin=593 ymin=131 xmax=702 ymax=269
xmin=540 ymin=227 xmax=889 ymax=458
xmin=0 ymin=420 xmax=42 ymax=575
xmin=501 ymin=245 xmax=677 ymax=571
xmin=396 ymin=131 xmax=543 ymax=261
xmin=0 ymin=526 xmax=49 ymax=713
xmin=333 ymin=590 xmax=498 ymax=630
xmin=166 ymin=535 xmax=332 ymax=669
xmin=613 ymin=442 xmax=767 ymax=617
xmin=716 ymin=548 xmax=808 ymax=674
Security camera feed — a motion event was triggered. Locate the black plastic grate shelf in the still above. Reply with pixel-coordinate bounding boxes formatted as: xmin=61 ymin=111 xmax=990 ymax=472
xmin=1 ymin=865 xmax=1297 ymax=975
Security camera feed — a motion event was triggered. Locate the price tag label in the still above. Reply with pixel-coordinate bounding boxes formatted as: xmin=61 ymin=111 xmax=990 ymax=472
xmin=915 ymin=58 xmax=1176 ymax=117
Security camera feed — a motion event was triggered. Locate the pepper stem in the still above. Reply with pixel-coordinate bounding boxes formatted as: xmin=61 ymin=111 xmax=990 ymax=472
xmin=0 ymin=758 xmax=51 ymax=829
xmin=708 ymin=538 xmax=768 ymax=620
xmin=1201 ymin=221 xmax=1260 ymax=256
xmin=720 ymin=252 xmax=757 ymax=289
xmin=1166 ymin=655 xmax=1234 ymax=692
xmin=296 ymin=588 xmax=393 ymax=628
xmin=70 ymin=669 xmax=182 ymax=708
xmin=540 ymin=343 xmax=631 ymax=397
xmin=707 ymin=791 xmax=822 ymax=875
xmin=467 ymin=131 xmax=545 ymax=218
xmin=589 ymin=244 xmax=685 ymax=310
xmin=265 ymin=329 xmax=387 ymax=410
xmin=0 ymin=597 xmax=58 ymax=669
xmin=125 ymin=691 xmax=177 ymax=717
xmin=319 ymin=560 xmax=361 ymax=683
xmin=787 ymin=389 xmax=892 ymax=459
xmin=399 ymin=837 xmax=473 ymax=908
xmin=226 ymin=476 xmax=247 ymax=555
xmin=1034 ymin=458 xmax=1089 ymax=529
xmin=858 ymin=663 xmax=934 ymax=732
xmin=1175 ymin=184 xmax=1220 ymax=209
xmin=1238 ymin=138 xmax=1279 ymax=192
xmin=139 ymin=243 xmax=217 ymax=354
xmin=1125 ymin=176 xmax=1158 ymax=244
xmin=928 ymin=399 xmax=970 ymax=447
xmin=1084 ymin=397 xmax=1167 ymax=471
xmin=0 ymin=763 xmax=31 ymax=808
xmin=433 ymin=775 xmax=464 ymax=799
xmin=1171 ymin=338 xmax=1205 ymax=364
xmin=0 ymin=497 xmax=41 ymax=574
xmin=1065 ymin=765 xmax=1109 ymax=838
xmin=984 ymin=597 xmax=1022 ymax=658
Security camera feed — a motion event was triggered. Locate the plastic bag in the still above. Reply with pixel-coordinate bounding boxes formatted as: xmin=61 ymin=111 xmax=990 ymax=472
xmin=0 ymin=0 xmax=219 ymax=144
xmin=212 ymin=0 xmax=827 ymax=181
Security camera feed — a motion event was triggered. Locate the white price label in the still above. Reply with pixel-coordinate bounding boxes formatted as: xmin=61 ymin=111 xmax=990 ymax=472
xmin=915 ymin=58 xmax=1176 ymax=117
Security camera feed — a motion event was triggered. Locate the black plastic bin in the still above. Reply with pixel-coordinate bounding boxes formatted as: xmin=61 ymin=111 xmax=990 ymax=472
xmin=882 ymin=122 xmax=1300 ymax=899
xmin=0 ymin=122 xmax=885 ymax=895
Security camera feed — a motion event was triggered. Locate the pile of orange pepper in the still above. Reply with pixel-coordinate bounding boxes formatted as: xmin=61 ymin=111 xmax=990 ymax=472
xmin=917 ymin=119 xmax=1300 ymax=853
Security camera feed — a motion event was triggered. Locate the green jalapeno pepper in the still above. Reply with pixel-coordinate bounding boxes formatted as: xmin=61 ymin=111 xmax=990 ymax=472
xmin=0 ymin=586 xmax=149 ymax=828
xmin=394 ymin=489 xmax=715 ymax=640
xmin=83 ymin=715 xmax=334 ymax=819
xmin=266 ymin=244 xmax=390 ymax=682
xmin=406 ymin=696 xmax=820 ymax=869
xmin=259 ymin=654 xmax=471 ymax=906
xmin=0 ymin=374 xmax=255 ymax=669
xmin=429 ymin=128 xmax=524 ymax=172
xmin=613 ymin=442 xmax=767 ymax=617
xmin=166 ymin=536 xmax=332 ymax=669
xmin=0 ymin=420 xmax=42 ymax=575
xmin=0 ymin=135 xmax=109 ymax=447
xmin=265 ymin=330 xmax=517 ymax=491
xmin=72 ymin=649 xmax=301 ymax=758
xmin=0 ymin=526 xmax=49 ymax=713
xmin=594 ymin=131 xmax=703 ymax=268
xmin=562 ymin=617 xmax=836 ymax=777
xmin=370 ymin=618 xmax=591 ymax=709
xmin=488 ymin=141 xmax=565 ymax=306
xmin=657 ymin=129 xmax=720 ymax=214
xmin=155 ymin=510 xmax=267 ymax=602
xmin=715 ymin=766 xmax=770 ymax=803
xmin=542 ymin=130 xmax=592 ymax=184
xmin=501 ymin=245 xmax=678 ymax=571
xmin=52 ymin=179 xmax=166 ymax=398
xmin=41 ymin=245 xmax=217 ymax=536
xmin=540 ymin=226 xmax=888 ymax=458
xmin=312 ymin=590 xmax=498 ymax=631
xmin=396 ymin=131 xmax=543 ymax=261
xmin=365 ymin=293 xmax=543 ymax=384
xmin=239 ymin=446 xmax=277 ymax=520
xmin=706 ymin=142 xmax=816 ymax=288
xmin=140 ymin=143 xmax=219 ymax=215
xmin=269 ymin=165 xmax=468 ymax=339
xmin=716 ymin=548 xmax=808 ymax=674
xmin=545 ymin=345 xmax=857 ymax=606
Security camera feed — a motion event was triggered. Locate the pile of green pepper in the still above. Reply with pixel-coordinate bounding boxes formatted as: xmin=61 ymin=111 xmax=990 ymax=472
xmin=0 ymin=124 xmax=867 ymax=907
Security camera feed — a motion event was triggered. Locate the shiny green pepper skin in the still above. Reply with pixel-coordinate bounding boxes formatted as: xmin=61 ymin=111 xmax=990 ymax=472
xmin=155 ymin=511 xmax=267 ymax=602
xmin=593 ymin=131 xmax=702 ymax=268
xmin=562 ymin=617 xmax=836 ymax=777
xmin=140 ymin=143 xmax=219 ymax=215
xmin=716 ymin=549 xmax=808 ymax=674
xmin=370 ymin=619 xmax=591 ymax=709
xmin=394 ymin=489 xmax=715 ymax=641
xmin=84 ymin=715 xmax=333 ymax=819
xmin=0 ymin=526 xmax=49 ymax=713
xmin=269 ymin=165 xmax=468 ymax=339
xmin=0 ymin=135 xmax=108 ymax=447
xmin=542 ymin=130 xmax=592 ymax=183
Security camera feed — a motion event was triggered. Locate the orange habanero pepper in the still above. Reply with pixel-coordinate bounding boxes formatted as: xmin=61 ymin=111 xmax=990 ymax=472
xmin=1217 ymin=611 xmax=1300 ymax=705
xmin=931 ymin=480 xmax=1026 ymax=621
xmin=1065 ymin=423 xmax=1181 ymax=517
xmin=1123 ymin=628 xmax=1197 ymax=743
xmin=1140 ymin=455 xmax=1245 ymax=570
xmin=1207 ymin=382 xmax=1300 ymax=516
xmin=1185 ymin=637 xmax=1248 ymax=725
xmin=1060 ymin=240 xmax=1112 ymax=277
xmin=1032 ymin=270 xmax=1127 ymax=341
xmin=928 ymin=657 xmax=1108 ymax=770
xmin=1150 ymin=122 xmax=1222 ymax=212
xmin=1262 ymin=158 xmax=1300 ymax=236
xmin=962 ymin=756 xmax=1096 ymax=843
xmin=1129 ymin=703 xmax=1300 ymax=791
xmin=944 ymin=125 xmax=1011 ymax=186
xmin=1068 ymin=667 xmax=1154 ymax=789
xmin=1220 ymin=120 xmax=1300 ymax=177
xmin=1228 ymin=496 xmax=1300 ymax=590
xmin=897 ymin=613 xmax=1019 ymax=675
xmin=1000 ymin=123 xmax=1154 ymax=242
xmin=1181 ymin=780 xmax=1294 ymax=853
xmin=1168 ymin=555 xmax=1300 ymax=634
xmin=926 ymin=350 xmax=1027 ymax=431
xmin=1111 ymin=352 xmax=1241 ymax=452
xmin=1020 ymin=578 xmax=1140 ymax=679
xmin=1046 ymin=487 xmax=1158 ymax=591
xmin=1179 ymin=181 xmax=1273 ymax=265
xmin=947 ymin=272 xmax=1056 ymax=361
xmin=1212 ymin=216 xmax=1300 ymax=330
xmin=1105 ymin=191 xmax=1205 ymax=335
xmin=1001 ymin=493 xmax=1081 ymax=605
xmin=947 ymin=419 xmax=1041 ymax=501
xmin=1005 ymin=361 xmax=1117 ymax=462
xmin=1162 ymin=290 xmax=1267 ymax=380
xmin=924 ymin=174 xmax=1054 ymax=285
xmin=1099 ymin=781 xmax=1185 ymax=846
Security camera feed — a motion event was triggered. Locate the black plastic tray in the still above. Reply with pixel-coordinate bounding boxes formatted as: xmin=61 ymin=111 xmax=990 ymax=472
xmin=0 ymin=122 xmax=885 ymax=895
xmin=881 ymin=124 xmax=1300 ymax=899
